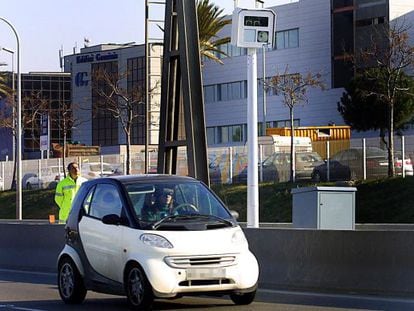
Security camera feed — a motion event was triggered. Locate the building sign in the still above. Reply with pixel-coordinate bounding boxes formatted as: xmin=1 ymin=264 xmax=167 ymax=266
xmin=75 ymin=72 xmax=89 ymax=87
xmin=40 ymin=114 xmax=49 ymax=151
xmin=76 ymin=52 xmax=118 ymax=64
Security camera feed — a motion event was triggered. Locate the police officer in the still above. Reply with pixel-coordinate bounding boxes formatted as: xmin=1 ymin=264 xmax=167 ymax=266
xmin=54 ymin=162 xmax=87 ymax=222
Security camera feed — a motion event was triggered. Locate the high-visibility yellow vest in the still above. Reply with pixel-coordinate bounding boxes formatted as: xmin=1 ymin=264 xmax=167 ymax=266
xmin=54 ymin=175 xmax=87 ymax=222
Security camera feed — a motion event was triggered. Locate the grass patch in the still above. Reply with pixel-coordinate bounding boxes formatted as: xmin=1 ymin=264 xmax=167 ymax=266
xmin=1 ymin=177 xmax=413 ymax=223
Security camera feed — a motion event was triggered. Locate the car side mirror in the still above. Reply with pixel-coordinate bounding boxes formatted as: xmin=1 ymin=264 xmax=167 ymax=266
xmin=230 ymin=210 xmax=239 ymax=220
xmin=102 ymin=214 xmax=128 ymax=226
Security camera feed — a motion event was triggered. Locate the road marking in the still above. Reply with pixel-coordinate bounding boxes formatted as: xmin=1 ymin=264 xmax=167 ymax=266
xmin=259 ymin=288 xmax=414 ymax=304
xmin=0 ymin=269 xmax=55 ymax=277
xmin=0 ymin=305 xmax=45 ymax=311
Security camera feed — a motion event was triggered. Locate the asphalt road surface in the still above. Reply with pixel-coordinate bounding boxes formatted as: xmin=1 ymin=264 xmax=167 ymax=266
xmin=1 ymin=269 xmax=414 ymax=311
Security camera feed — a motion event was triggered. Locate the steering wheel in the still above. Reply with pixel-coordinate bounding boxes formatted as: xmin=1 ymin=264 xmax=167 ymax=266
xmin=171 ymin=203 xmax=198 ymax=215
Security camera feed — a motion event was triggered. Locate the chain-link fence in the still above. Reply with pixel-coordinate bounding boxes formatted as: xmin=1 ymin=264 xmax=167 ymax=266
xmin=1 ymin=135 xmax=413 ymax=191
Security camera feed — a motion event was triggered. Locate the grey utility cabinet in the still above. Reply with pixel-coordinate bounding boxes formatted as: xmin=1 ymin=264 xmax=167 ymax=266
xmin=291 ymin=186 xmax=357 ymax=230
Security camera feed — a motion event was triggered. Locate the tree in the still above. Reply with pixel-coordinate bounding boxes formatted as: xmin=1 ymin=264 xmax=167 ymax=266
xmin=269 ymin=66 xmax=325 ymax=182
xmin=0 ymin=91 xmax=48 ymax=188
xmin=338 ymin=70 xmax=414 ymax=140
xmin=91 ymin=67 xmax=157 ymax=175
xmin=339 ymin=22 xmax=414 ymax=177
xmin=49 ymin=102 xmax=86 ymax=177
xmin=196 ymin=0 xmax=231 ymax=64
xmin=0 ymin=73 xmax=11 ymax=98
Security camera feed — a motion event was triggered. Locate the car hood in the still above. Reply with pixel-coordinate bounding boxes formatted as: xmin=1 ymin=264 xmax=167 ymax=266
xmin=141 ymin=226 xmax=249 ymax=255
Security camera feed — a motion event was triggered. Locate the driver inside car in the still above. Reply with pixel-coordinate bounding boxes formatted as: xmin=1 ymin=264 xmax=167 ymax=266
xmin=141 ymin=187 xmax=176 ymax=222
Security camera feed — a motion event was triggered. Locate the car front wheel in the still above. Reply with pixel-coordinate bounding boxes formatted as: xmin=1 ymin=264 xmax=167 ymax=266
xmin=125 ymin=264 xmax=153 ymax=310
xmin=58 ymin=257 xmax=86 ymax=304
xmin=230 ymin=290 xmax=256 ymax=305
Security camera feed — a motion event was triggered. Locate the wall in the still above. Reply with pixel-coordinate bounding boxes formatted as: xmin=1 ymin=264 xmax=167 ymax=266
xmin=1 ymin=222 xmax=413 ymax=297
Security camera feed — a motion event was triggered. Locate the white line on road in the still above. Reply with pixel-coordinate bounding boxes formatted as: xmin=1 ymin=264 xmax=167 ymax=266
xmin=0 ymin=305 xmax=46 ymax=311
xmin=259 ymin=288 xmax=414 ymax=304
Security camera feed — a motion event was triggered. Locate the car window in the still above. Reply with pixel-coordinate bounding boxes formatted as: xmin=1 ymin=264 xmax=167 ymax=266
xmin=81 ymin=187 xmax=94 ymax=214
xmin=89 ymin=184 xmax=122 ymax=219
xmin=125 ymin=181 xmax=232 ymax=224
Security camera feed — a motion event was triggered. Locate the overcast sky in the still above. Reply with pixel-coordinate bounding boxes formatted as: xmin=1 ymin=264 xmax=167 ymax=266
xmin=0 ymin=0 xmax=294 ymax=73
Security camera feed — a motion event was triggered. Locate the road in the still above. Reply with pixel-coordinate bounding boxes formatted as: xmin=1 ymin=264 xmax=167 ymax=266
xmin=1 ymin=269 xmax=414 ymax=311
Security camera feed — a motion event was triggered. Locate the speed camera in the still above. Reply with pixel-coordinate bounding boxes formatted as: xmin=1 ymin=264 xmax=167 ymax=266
xmin=231 ymin=8 xmax=276 ymax=49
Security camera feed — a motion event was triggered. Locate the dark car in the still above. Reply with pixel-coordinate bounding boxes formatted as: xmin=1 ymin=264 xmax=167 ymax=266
xmin=311 ymin=147 xmax=413 ymax=182
xmin=57 ymin=175 xmax=258 ymax=309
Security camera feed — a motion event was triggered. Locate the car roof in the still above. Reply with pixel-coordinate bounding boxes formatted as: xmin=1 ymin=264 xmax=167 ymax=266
xmin=91 ymin=174 xmax=200 ymax=185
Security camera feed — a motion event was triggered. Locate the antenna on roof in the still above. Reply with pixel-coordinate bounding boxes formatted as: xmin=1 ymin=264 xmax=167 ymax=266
xmin=59 ymin=46 xmax=64 ymax=72
xmin=84 ymin=37 xmax=90 ymax=48
xmin=73 ymin=42 xmax=77 ymax=54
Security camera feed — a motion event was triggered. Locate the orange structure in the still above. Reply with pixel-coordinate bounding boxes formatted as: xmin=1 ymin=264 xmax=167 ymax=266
xmin=266 ymin=125 xmax=351 ymax=159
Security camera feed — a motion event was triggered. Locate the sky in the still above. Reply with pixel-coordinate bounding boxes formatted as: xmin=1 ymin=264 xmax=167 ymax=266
xmin=0 ymin=0 xmax=294 ymax=73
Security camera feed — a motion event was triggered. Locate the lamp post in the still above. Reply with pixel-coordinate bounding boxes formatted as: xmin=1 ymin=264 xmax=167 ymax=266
xmin=0 ymin=17 xmax=22 ymax=220
xmin=1 ymin=47 xmax=15 ymax=161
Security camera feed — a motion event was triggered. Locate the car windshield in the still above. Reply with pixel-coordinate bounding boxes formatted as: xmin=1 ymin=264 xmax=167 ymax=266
xmin=125 ymin=181 xmax=234 ymax=229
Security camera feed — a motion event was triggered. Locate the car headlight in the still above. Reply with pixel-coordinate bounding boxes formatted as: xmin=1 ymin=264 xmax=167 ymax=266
xmin=140 ymin=234 xmax=173 ymax=249
xmin=231 ymin=229 xmax=247 ymax=245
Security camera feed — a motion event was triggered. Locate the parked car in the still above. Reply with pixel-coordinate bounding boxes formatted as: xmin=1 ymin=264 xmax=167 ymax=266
xmin=80 ymin=162 xmax=116 ymax=179
xmin=57 ymin=175 xmax=259 ymax=309
xmin=25 ymin=166 xmax=64 ymax=189
xmin=234 ymin=151 xmax=324 ymax=183
xmin=209 ymin=153 xmax=248 ymax=184
xmin=311 ymin=147 xmax=414 ymax=182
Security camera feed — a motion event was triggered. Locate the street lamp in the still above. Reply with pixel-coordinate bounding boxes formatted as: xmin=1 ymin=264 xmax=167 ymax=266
xmin=1 ymin=46 xmax=15 ymax=161
xmin=0 ymin=17 xmax=22 ymax=220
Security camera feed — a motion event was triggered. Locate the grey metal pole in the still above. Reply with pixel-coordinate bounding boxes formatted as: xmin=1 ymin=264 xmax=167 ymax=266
xmin=144 ymin=0 xmax=149 ymax=174
xmin=262 ymin=44 xmax=267 ymax=136
xmin=1 ymin=47 xmax=15 ymax=161
xmin=0 ymin=17 xmax=22 ymax=220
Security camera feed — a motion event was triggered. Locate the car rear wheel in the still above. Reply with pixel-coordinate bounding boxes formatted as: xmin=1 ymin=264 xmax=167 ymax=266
xmin=230 ymin=290 xmax=256 ymax=305
xmin=58 ymin=257 xmax=87 ymax=304
xmin=125 ymin=264 xmax=153 ymax=310
xmin=312 ymin=171 xmax=322 ymax=182
xmin=26 ymin=182 xmax=32 ymax=190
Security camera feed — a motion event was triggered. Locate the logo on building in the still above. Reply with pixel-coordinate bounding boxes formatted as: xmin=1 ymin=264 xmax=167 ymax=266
xmin=75 ymin=72 xmax=89 ymax=87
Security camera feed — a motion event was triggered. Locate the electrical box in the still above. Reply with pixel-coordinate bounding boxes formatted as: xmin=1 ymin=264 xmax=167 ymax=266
xmin=291 ymin=186 xmax=357 ymax=230
xmin=231 ymin=8 xmax=276 ymax=49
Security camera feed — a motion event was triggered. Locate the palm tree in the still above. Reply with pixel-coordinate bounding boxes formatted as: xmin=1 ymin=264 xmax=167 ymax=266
xmin=0 ymin=72 xmax=11 ymax=98
xmin=196 ymin=0 xmax=231 ymax=64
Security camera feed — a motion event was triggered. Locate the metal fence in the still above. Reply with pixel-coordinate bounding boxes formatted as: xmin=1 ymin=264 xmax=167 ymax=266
xmin=1 ymin=135 xmax=413 ymax=191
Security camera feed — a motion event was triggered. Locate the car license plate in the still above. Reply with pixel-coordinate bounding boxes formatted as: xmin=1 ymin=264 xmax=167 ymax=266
xmin=186 ymin=268 xmax=226 ymax=280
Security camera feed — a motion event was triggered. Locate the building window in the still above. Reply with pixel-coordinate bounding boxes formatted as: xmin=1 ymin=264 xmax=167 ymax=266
xmin=127 ymin=57 xmax=146 ymax=145
xmin=204 ymin=85 xmax=216 ymax=103
xmin=206 ymin=127 xmax=215 ymax=145
xmin=216 ymin=124 xmax=245 ymax=144
xmin=215 ymin=43 xmax=247 ymax=59
xmin=217 ymin=81 xmax=247 ymax=101
xmin=356 ymin=16 xmax=385 ymax=27
xmin=275 ymin=28 xmax=299 ymax=50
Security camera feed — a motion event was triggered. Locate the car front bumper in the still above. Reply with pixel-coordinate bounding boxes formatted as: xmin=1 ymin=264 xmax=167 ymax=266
xmin=137 ymin=250 xmax=259 ymax=298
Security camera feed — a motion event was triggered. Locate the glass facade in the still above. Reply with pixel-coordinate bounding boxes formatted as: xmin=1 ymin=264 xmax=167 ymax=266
xmin=127 ymin=56 xmax=146 ymax=145
xmin=19 ymin=73 xmax=71 ymax=153
xmin=91 ymin=61 xmax=119 ymax=146
xmin=331 ymin=0 xmax=388 ymax=88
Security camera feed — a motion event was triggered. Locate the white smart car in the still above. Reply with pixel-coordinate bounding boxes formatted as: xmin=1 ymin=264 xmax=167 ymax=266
xmin=57 ymin=175 xmax=259 ymax=309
